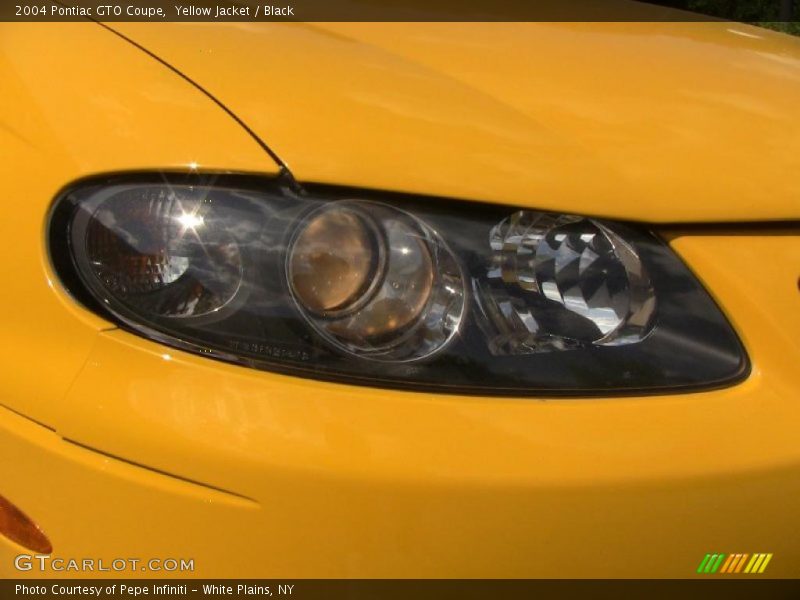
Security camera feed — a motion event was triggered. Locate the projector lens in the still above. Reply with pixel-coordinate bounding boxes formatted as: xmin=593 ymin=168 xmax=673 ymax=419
xmin=288 ymin=201 xmax=465 ymax=361
xmin=289 ymin=206 xmax=380 ymax=316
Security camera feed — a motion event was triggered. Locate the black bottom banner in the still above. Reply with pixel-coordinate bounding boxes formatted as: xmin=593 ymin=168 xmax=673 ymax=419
xmin=4 ymin=579 xmax=800 ymax=600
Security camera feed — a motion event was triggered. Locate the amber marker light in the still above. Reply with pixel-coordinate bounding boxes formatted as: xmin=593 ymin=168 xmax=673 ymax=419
xmin=0 ymin=494 xmax=52 ymax=554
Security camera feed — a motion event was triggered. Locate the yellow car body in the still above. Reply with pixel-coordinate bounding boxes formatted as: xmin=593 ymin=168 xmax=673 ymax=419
xmin=0 ymin=21 xmax=799 ymax=578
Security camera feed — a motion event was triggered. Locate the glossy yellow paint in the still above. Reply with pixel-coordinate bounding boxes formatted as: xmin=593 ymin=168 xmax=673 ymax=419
xmin=1 ymin=231 xmax=799 ymax=577
xmin=111 ymin=21 xmax=800 ymax=222
xmin=0 ymin=20 xmax=799 ymax=578
xmin=0 ymin=23 xmax=279 ymax=426
xmin=0 ymin=401 xmax=258 ymax=579
xmin=28 ymin=232 xmax=797 ymax=578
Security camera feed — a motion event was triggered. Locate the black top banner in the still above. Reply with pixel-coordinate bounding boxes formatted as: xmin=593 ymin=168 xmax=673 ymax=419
xmin=2 ymin=0 xmax=799 ymax=22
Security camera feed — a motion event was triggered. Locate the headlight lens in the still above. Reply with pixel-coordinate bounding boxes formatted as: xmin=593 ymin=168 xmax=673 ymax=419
xmin=50 ymin=175 xmax=748 ymax=395
xmin=288 ymin=201 xmax=466 ymax=361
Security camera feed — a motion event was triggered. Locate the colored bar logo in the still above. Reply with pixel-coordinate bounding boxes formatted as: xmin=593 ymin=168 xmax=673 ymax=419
xmin=697 ymin=553 xmax=773 ymax=574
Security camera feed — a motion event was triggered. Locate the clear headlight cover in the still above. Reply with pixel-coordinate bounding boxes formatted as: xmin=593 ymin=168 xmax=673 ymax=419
xmin=50 ymin=174 xmax=748 ymax=395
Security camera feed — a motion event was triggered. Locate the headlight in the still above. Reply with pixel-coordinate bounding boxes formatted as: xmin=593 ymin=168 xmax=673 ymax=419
xmin=49 ymin=174 xmax=748 ymax=395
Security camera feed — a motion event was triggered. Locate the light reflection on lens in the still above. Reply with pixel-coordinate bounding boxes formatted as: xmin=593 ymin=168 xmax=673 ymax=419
xmin=476 ymin=210 xmax=656 ymax=355
xmin=81 ymin=188 xmax=243 ymax=319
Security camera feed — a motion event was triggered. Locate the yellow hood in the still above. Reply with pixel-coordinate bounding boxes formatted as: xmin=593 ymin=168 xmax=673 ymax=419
xmin=113 ymin=21 xmax=800 ymax=222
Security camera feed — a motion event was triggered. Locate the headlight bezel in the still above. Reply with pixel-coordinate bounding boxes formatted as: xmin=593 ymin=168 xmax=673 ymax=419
xmin=48 ymin=172 xmax=750 ymax=397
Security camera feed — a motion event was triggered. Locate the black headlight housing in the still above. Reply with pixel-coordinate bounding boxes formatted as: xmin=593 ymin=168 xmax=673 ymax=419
xmin=49 ymin=173 xmax=749 ymax=396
